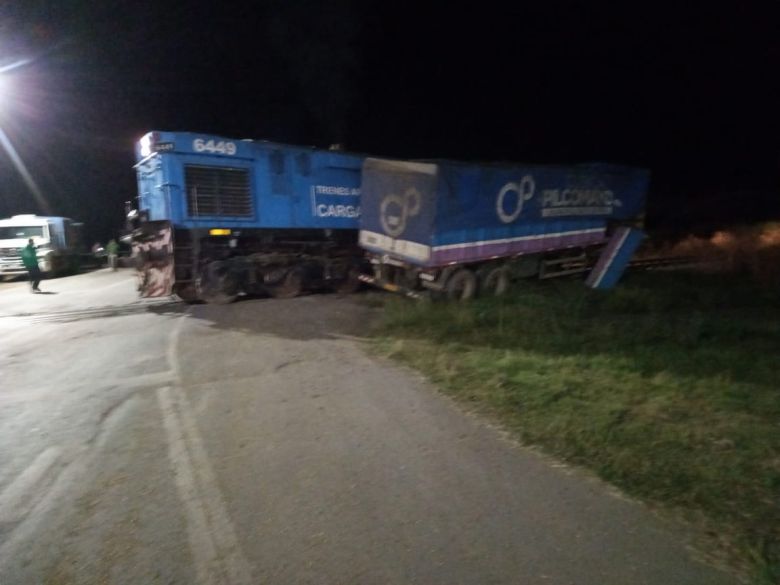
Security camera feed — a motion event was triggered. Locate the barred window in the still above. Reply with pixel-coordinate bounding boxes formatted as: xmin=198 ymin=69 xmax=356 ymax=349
xmin=185 ymin=165 xmax=252 ymax=217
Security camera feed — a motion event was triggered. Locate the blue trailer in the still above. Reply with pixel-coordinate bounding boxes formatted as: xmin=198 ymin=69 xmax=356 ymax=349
xmin=129 ymin=131 xmax=364 ymax=302
xmin=358 ymin=158 xmax=649 ymax=299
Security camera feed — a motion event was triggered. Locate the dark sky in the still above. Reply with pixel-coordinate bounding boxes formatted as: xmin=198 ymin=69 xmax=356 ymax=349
xmin=0 ymin=1 xmax=778 ymax=243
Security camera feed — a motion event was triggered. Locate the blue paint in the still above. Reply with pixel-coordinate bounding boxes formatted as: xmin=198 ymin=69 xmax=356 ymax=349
xmin=134 ymin=131 xmax=364 ymax=231
xmin=586 ymin=227 xmax=645 ymax=289
xmin=359 ymin=158 xmax=649 ymax=267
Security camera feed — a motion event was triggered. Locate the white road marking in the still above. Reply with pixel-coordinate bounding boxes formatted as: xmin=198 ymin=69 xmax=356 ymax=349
xmin=167 ymin=312 xmax=187 ymax=381
xmin=159 ymin=315 xmax=253 ymax=585
xmin=0 ymin=447 xmax=61 ymax=523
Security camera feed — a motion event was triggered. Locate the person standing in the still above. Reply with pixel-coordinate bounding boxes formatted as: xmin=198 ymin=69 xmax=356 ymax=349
xmin=21 ymin=239 xmax=42 ymax=293
xmin=106 ymin=238 xmax=119 ymax=271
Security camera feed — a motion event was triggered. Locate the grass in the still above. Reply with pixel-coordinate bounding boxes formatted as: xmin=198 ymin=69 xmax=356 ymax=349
xmin=372 ymin=271 xmax=780 ymax=583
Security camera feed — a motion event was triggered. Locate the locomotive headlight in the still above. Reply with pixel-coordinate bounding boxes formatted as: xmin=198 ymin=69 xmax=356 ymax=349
xmin=139 ymin=134 xmax=153 ymax=157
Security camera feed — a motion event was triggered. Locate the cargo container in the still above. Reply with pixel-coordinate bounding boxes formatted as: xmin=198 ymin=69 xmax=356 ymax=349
xmin=359 ymin=158 xmax=649 ymax=298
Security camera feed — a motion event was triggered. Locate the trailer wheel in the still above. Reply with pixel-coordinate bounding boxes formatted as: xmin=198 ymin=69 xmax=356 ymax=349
xmin=445 ymin=268 xmax=477 ymax=301
xmin=481 ymin=266 xmax=510 ymax=296
xmin=268 ymin=267 xmax=304 ymax=299
xmin=199 ymin=261 xmax=238 ymax=304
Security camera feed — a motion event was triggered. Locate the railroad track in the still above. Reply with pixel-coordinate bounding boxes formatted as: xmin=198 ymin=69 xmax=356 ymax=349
xmin=628 ymin=255 xmax=704 ymax=270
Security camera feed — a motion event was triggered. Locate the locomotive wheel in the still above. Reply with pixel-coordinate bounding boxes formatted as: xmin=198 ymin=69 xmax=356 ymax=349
xmin=199 ymin=261 xmax=239 ymax=305
xmin=481 ymin=266 xmax=510 ymax=297
xmin=444 ymin=268 xmax=477 ymax=301
xmin=268 ymin=268 xmax=304 ymax=299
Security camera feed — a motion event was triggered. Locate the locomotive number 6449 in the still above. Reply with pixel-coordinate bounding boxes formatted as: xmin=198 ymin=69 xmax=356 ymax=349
xmin=193 ymin=138 xmax=237 ymax=155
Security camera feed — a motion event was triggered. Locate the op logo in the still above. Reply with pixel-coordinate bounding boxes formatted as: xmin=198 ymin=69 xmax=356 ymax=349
xmin=496 ymin=176 xmax=535 ymax=223
xmin=380 ymin=188 xmax=421 ymax=237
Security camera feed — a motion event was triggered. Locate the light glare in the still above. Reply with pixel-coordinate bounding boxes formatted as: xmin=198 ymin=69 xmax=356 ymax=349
xmin=140 ymin=134 xmax=152 ymax=157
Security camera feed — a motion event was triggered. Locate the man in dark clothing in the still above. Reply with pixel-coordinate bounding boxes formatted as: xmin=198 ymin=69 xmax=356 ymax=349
xmin=21 ymin=239 xmax=42 ymax=293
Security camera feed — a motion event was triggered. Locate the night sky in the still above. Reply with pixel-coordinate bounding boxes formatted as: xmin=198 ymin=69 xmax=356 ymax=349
xmin=1 ymin=1 xmax=778 ymax=244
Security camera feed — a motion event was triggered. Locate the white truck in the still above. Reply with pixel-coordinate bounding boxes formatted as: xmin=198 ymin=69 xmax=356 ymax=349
xmin=0 ymin=215 xmax=84 ymax=279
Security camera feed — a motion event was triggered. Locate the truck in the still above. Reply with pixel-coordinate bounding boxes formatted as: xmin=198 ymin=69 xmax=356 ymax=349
xmin=358 ymin=158 xmax=649 ymax=299
xmin=128 ymin=131 xmax=365 ymax=303
xmin=0 ymin=215 xmax=84 ymax=279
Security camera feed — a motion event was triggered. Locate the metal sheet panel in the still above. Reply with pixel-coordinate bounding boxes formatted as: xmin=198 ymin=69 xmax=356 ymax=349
xmin=132 ymin=220 xmax=174 ymax=297
xmin=359 ymin=158 xmax=438 ymax=263
xmin=586 ymin=227 xmax=645 ymax=289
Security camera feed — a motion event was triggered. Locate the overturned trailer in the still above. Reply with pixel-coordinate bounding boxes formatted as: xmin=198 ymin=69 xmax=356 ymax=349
xmin=358 ymin=158 xmax=649 ymax=299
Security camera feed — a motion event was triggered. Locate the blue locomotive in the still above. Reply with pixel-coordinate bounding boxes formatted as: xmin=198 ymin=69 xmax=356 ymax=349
xmin=129 ymin=131 xmax=649 ymax=303
xmin=129 ymin=131 xmax=365 ymax=302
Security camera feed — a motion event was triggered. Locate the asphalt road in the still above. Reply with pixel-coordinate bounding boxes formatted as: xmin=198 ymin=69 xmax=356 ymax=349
xmin=0 ymin=269 xmax=739 ymax=584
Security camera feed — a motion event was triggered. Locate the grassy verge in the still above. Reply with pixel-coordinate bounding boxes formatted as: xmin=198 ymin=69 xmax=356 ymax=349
xmin=373 ymin=271 xmax=780 ymax=583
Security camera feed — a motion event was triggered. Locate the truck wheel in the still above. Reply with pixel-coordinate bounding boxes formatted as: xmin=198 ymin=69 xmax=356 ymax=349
xmin=199 ymin=261 xmax=238 ymax=304
xmin=268 ymin=268 xmax=304 ymax=299
xmin=445 ymin=268 xmax=477 ymax=301
xmin=481 ymin=266 xmax=510 ymax=296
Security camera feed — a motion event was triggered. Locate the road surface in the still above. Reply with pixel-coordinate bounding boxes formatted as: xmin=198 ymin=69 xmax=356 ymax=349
xmin=0 ymin=269 xmax=738 ymax=584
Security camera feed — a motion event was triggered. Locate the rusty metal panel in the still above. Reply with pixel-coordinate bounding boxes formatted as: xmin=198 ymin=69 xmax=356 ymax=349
xmin=132 ymin=220 xmax=174 ymax=297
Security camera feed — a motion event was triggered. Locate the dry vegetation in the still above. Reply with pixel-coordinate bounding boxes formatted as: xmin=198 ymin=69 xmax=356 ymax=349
xmin=641 ymin=222 xmax=780 ymax=289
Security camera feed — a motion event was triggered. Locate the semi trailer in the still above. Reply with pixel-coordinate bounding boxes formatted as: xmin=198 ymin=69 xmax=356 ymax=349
xmin=358 ymin=158 xmax=649 ymax=299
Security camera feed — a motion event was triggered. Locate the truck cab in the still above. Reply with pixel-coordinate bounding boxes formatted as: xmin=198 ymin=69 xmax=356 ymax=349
xmin=0 ymin=215 xmax=83 ymax=277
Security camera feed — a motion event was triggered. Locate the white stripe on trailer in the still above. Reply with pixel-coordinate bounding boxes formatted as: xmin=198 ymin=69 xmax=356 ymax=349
xmin=431 ymin=227 xmax=605 ymax=252
xmin=359 ymin=230 xmax=432 ymax=262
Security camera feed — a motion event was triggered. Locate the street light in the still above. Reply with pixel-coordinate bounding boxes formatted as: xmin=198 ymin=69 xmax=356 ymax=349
xmin=0 ymin=57 xmax=31 ymax=107
xmin=0 ymin=64 xmax=52 ymax=214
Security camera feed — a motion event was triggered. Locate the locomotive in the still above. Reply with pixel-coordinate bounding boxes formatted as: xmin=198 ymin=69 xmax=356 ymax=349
xmin=128 ymin=131 xmax=365 ymax=303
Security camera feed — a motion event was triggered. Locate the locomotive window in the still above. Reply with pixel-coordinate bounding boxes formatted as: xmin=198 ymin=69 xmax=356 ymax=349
xmin=185 ymin=165 xmax=252 ymax=217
